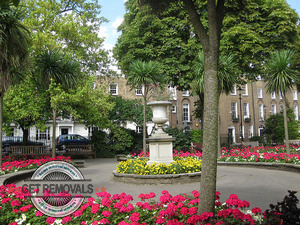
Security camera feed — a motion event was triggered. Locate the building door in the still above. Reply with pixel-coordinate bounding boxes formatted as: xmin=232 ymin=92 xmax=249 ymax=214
xmin=61 ymin=128 xmax=68 ymax=135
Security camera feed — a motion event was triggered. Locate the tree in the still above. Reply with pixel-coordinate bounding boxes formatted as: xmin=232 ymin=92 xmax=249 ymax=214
xmin=3 ymin=75 xmax=49 ymax=144
xmin=264 ymin=109 xmax=299 ymax=144
xmin=23 ymin=0 xmax=112 ymax=76
xmin=192 ymin=51 xmax=239 ymax=155
xmin=109 ymin=96 xmax=152 ymax=128
xmin=69 ymin=76 xmax=115 ymax=129
xmin=0 ymin=3 xmax=30 ymax=166
xmin=264 ymin=50 xmax=300 ymax=154
xmin=115 ymin=0 xmax=299 ymax=89
xmin=35 ymin=50 xmax=81 ymax=157
xmin=127 ymin=60 xmax=165 ymax=153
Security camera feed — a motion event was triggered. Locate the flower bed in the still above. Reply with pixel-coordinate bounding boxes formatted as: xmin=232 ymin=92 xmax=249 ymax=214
xmin=117 ymin=157 xmax=202 ymax=175
xmin=0 ymin=183 xmax=287 ymax=225
xmin=0 ymin=155 xmax=72 ymax=176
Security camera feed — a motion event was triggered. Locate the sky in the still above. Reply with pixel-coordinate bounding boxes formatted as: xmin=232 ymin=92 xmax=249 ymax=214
xmin=98 ymin=0 xmax=300 ymax=58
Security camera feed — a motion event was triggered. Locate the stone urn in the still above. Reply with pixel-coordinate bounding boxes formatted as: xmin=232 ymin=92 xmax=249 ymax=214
xmin=147 ymin=101 xmax=175 ymax=165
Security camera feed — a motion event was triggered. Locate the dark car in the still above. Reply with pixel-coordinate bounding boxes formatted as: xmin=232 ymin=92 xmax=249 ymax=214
xmin=56 ymin=134 xmax=90 ymax=150
xmin=2 ymin=137 xmax=44 ymax=152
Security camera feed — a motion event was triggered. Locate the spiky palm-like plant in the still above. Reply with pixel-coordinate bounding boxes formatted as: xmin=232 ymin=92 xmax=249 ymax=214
xmin=35 ymin=50 xmax=81 ymax=157
xmin=0 ymin=4 xmax=30 ymax=166
xmin=127 ymin=60 xmax=165 ymax=153
xmin=265 ymin=50 xmax=300 ymax=154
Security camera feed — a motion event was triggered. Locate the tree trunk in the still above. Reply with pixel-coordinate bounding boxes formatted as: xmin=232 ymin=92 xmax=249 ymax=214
xmin=283 ymin=97 xmax=290 ymax=154
xmin=143 ymin=95 xmax=146 ymax=153
xmin=0 ymin=94 xmax=3 ymax=166
xmin=198 ymin=49 xmax=220 ymax=214
xmin=22 ymin=128 xmax=29 ymax=145
xmin=52 ymin=107 xmax=57 ymax=158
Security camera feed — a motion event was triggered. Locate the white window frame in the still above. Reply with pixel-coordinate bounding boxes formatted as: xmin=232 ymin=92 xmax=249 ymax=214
xmin=271 ymin=92 xmax=276 ymax=99
xmin=257 ymin=88 xmax=263 ymax=98
xmin=279 ymin=91 xmax=283 ymax=99
xmin=231 ymin=102 xmax=238 ymax=118
xmin=36 ymin=127 xmax=50 ymax=140
xmin=136 ymin=126 xmax=142 ymax=133
xmin=248 ymin=125 xmax=253 ymax=138
xmin=172 ymin=105 xmax=176 ymax=113
xmin=242 ymin=84 xmax=248 ymax=96
xmin=183 ymin=103 xmax=190 ymax=122
xmin=168 ymin=84 xmax=177 ymax=100
xmin=271 ymin=104 xmax=277 ymax=115
xmin=136 ymin=85 xmax=144 ymax=96
xmin=243 ymin=102 xmax=250 ymax=119
xmin=109 ymin=83 xmax=118 ymax=95
xmin=294 ymin=105 xmax=299 ymax=121
xmin=258 ymin=104 xmax=264 ymax=121
xmin=231 ymin=84 xmax=237 ymax=95
xmin=293 ymin=90 xmax=298 ymax=101
xmin=182 ymin=90 xmax=189 ymax=97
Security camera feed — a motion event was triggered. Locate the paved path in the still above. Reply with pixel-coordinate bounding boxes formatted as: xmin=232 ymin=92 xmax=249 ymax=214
xmin=15 ymin=158 xmax=300 ymax=211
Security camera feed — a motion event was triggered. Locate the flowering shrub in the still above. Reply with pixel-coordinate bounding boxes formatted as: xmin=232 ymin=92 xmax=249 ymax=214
xmin=0 ymin=183 xmax=282 ymax=225
xmin=219 ymin=145 xmax=300 ymax=164
xmin=117 ymin=157 xmax=202 ymax=175
xmin=0 ymin=155 xmax=72 ymax=176
xmin=128 ymin=145 xmax=300 ymax=165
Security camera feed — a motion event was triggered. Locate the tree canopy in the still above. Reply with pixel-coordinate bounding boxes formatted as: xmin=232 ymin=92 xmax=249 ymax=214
xmin=23 ymin=0 xmax=112 ymax=75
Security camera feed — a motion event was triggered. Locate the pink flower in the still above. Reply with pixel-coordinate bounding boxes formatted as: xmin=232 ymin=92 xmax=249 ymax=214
xmin=2 ymin=197 xmax=10 ymax=204
xmin=129 ymin=212 xmax=140 ymax=222
xmin=80 ymin=222 xmax=87 ymax=225
xmin=99 ymin=218 xmax=109 ymax=224
xmin=102 ymin=210 xmax=111 ymax=217
xmin=192 ymin=190 xmax=199 ymax=198
xmin=92 ymin=221 xmax=99 ymax=225
xmin=9 ymin=223 xmax=18 ymax=225
xmin=46 ymin=217 xmax=56 ymax=225
xmin=73 ymin=210 xmax=83 ymax=217
xmin=62 ymin=216 xmax=72 ymax=224
xmin=91 ymin=203 xmax=100 ymax=214
xmin=35 ymin=211 xmax=44 ymax=216
xmin=10 ymin=199 xmax=21 ymax=207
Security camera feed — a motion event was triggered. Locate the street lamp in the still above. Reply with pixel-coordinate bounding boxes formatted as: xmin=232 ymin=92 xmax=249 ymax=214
xmin=238 ymin=86 xmax=244 ymax=142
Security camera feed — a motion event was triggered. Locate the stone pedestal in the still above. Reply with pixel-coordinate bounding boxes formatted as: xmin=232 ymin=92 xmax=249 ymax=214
xmin=147 ymin=101 xmax=175 ymax=165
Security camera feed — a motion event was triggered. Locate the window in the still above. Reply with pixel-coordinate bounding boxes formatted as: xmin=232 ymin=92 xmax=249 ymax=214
xmin=36 ymin=127 xmax=50 ymax=140
xmin=182 ymin=90 xmax=189 ymax=96
xmin=241 ymin=84 xmax=248 ymax=96
xmin=280 ymin=104 xmax=284 ymax=112
xmin=88 ymin=127 xmax=99 ymax=137
xmin=231 ymin=84 xmax=237 ymax=95
xmin=136 ymin=126 xmax=142 ymax=133
xmin=183 ymin=103 xmax=190 ymax=122
xmin=248 ymin=125 xmax=253 ymax=138
xmin=271 ymin=104 xmax=277 ymax=115
xmin=279 ymin=91 xmax=283 ymax=99
xmin=258 ymin=104 xmax=264 ymax=121
xmin=109 ymin=83 xmax=118 ymax=95
xmin=136 ymin=86 xmax=144 ymax=95
xmin=172 ymin=105 xmax=176 ymax=113
xmin=271 ymin=92 xmax=276 ymax=99
xmin=294 ymin=105 xmax=299 ymax=121
xmin=293 ymin=90 xmax=298 ymax=101
xmin=257 ymin=88 xmax=263 ymax=98
xmin=168 ymin=84 xmax=177 ymax=100
xmin=243 ymin=102 xmax=249 ymax=119
xmin=258 ymin=125 xmax=264 ymax=136
xmin=231 ymin=102 xmax=238 ymax=118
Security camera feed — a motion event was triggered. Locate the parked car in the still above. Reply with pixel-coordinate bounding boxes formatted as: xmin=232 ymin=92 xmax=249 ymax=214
xmin=56 ymin=134 xmax=90 ymax=150
xmin=2 ymin=137 xmax=44 ymax=153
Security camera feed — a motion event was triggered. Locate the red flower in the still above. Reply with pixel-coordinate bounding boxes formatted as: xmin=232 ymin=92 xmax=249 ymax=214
xmin=129 ymin=212 xmax=140 ymax=222
xmin=46 ymin=217 xmax=56 ymax=225
xmin=62 ymin=216 xmax=72 ymax=224
xmin=35 ymin=211 xmax=44 ymax=216
xmin=91 ymin=203 xmax=100 ymax=214
xmin=102 ymin=210 xmax=111 ymax=217
xmin=100 ymin=218 xmax=109 ymax=224
xmin=252 ymin=207 xmax=262 ymax=214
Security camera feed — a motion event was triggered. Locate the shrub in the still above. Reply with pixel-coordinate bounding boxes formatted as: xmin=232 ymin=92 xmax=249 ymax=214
xmin=91 ymin=128 xmax=143 ymax=157
xmin=164 ymin=127 xmax=192 ymax=150
xmin=192 ymin=129 xmax=203 ymax=143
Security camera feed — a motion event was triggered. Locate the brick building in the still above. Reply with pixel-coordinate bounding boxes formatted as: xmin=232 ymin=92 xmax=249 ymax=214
xmin=100 ymin=76 xmax=300 ymax=145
